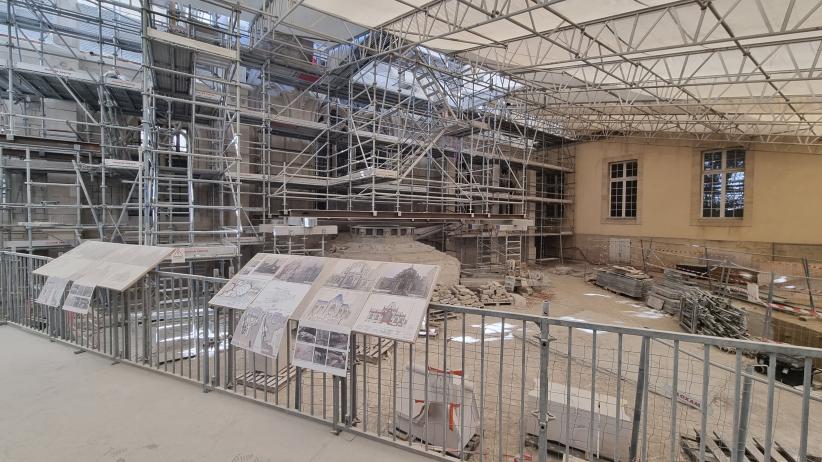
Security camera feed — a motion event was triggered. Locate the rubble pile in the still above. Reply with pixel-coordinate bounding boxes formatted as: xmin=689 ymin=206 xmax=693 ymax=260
xmin=431 ymin=284 xmax=484 ymax=308
xmin=476 ymin=281 xmax=514 ymax=305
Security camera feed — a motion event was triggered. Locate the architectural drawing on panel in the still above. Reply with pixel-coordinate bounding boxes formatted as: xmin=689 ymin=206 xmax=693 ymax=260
xmin=36 ymin=276 xmax=69 ymax=307
xmin=232 ymin=308 xmax=264 ymax=349
xmin=307 ymin=293 xmax=353 ymax=324
xmin=259 ymin=311 xmax=288 ymax=357
xmin=365 ymin=301 xmax=408 ymax=328
xmin=275 ymin=258 xmax=324 ymax=284
xmin=232 ymin=308 xmax=289 ymax=358
xmin=247 ymin=281 xmax=308 ymax=314
xmin=373 ymin=264 xmax=436 ymax=298
xmin=63 ymin=283 xmax=95 ymax=314
xmin=210 ymin=277 xmax=266 ymax=308
xmin=324 ymin=261 xmax=377 ymax=291
xmin=237 ymin=254 xmax=265 ymax=276
xmin=354 ymin=293 xmax=428 ymax=342
xmin=252 ymin=255 xmax=287 ymax=277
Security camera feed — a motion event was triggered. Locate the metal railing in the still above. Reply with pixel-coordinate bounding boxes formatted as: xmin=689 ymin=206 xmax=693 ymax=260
xmin=2 ymin=250 xmax=821 ymax=462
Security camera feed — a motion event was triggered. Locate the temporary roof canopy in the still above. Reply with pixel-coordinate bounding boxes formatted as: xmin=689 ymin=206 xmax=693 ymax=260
xmin=251 ymin=0 xmax=822 ymax=144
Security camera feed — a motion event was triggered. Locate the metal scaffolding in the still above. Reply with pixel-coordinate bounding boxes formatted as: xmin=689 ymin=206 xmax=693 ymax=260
xmin=0 ymin=0 xmax=575 ymax=267
xmin=3 ymin=0 xmax=816 ymax=266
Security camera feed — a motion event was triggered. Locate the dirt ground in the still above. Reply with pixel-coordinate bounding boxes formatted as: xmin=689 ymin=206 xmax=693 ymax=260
xmin=235 ymin=264 xmax=821 ymax=461
xmin=342 ymin=264 xmax=822 ymax=461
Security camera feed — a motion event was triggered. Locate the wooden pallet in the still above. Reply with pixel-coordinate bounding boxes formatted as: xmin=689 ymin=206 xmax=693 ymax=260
xmin=235 ymin=365 xmax=299 ymax=392
xmin=391 ymin=426 xmax=480 ymax=459
xmin=483 ymin=300 xmax=513 ymax=307
xmin=428 ymin=309 xmax=461 ymax=323
xmin=680 ymin=429 xmax=817 ymax=462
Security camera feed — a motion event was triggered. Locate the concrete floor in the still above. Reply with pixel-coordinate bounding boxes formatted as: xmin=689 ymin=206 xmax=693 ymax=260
xmin=0 ymin=326 xmax=429 ymax=462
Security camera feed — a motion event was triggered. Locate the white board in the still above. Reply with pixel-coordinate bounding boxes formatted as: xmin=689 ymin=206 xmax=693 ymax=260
xmin=63 ymin=283 xmax=95 ymax=314
xmin=33 ymin=241 xmax=173 ymax=291
xmin=213 ymin=254 xmax=441 ymax=370
xmin=351 ymin=262 xmax=439 ymax=342
xmin=35 ymin=276 xmax=69 ymax=307
xmin=230 ymin=280 xmax=311 ymax=359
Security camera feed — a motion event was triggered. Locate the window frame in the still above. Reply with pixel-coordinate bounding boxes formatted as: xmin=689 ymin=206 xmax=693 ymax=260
xmin=608 ymin=159 xmax=638 ymax=219
xmin=701 ymin=149 xmax=746 ymax=219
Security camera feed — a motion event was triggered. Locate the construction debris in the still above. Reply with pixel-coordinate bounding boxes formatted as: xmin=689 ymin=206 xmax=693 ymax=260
xmin=594 ymin=266 xmax=652 ymax=299
xmin=431 ymin=284 xmax=484 ymax=308
xmin=476 ymin=281 xmax=514 ymax=305
xmin=680 ymin=289 xmax=747 ymax=339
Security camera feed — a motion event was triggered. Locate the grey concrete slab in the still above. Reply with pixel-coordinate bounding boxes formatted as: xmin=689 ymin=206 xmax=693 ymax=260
xmin=0 ymin=326 xmax=428 ymax=462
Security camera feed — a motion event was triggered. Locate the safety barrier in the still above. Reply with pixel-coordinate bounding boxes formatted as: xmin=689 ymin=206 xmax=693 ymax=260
xmin=2 ymin=250 xmax=821 ymax=462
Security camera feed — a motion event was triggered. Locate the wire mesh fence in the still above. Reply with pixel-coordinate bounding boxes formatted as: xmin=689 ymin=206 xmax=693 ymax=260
xmin=2 ymin=250 xmax=822 ymax=462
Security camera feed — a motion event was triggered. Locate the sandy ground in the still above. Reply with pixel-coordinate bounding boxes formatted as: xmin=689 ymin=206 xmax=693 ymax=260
xmin=321 ymin=267 xmax=822 ymax=461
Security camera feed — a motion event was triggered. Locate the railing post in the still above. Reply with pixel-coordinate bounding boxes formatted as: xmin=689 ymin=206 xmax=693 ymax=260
xmin=0 ymin=252 xmax=7 ymax=325
xmin=736 ymin=365 xmax=754 ymax=462
xmin=331 ymin=376 xmax=342 ymax=435
xmin=295 ymin=367 xmax=302 ymax=411
xmin=537 ymin=301 xmax=550 ymax=462
xmin=108 ymin=289 xmax=120 ymax=364
xmin=202 ymin=281 xmax=211 ymax=392
xmin=630 ymin=337 xmax=649 ymax=461
xmin=349 ymin=333 xmax=357 ymax=426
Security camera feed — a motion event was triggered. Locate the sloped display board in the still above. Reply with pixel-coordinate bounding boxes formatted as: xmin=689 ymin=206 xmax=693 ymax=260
xmin=34 ymin=241 xmax=174 ymax=292
xmin=209 ymin=254 xmax=439 ymax=375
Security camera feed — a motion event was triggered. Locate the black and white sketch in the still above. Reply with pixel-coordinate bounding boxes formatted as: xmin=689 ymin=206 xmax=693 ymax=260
xmin=231 ymin=308 xmax=289 ymax=358
xmin=229 ymin=280 xmax=308 ymax=359
xmin=246 ymin=280 xmax=309 ymax=312
xmin=63 ymin=283 xmax=95 ymax=314
xmin=251 ymin=254 xmax=290 ymax=277
xmin=354 ymin=293 xmax=431 ymax=342
xmin=274 ymin=256 xmax=325 ymax=284
xmin=302 ymin=288 xmax=368 ymax=328
xmin=209 ymin=277 xmax=267 ymax=309
xmin=372 ymin=263 xmax=438 ymax=298
xmin=35 ymin=276 xmax=69 ymax=307
xmin=236 ymin=254 xmax=266 ymax=276
xmin=231 ymin=308 xmax=264 ymax=349
xmin=292 ymin=324 xmax=350 ymax=376
xmin=323 ymin=260 xmax=380 ymax=291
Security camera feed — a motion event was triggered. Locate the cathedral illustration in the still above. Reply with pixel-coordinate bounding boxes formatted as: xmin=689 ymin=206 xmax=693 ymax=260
xmin=276 ymin=259 xmax=323 ymax=283
xmin=308 ymin=293 xmax=352 ymax=323
xmin=327 ymin=261 xmax=372 ymax=290
xmin=374 ymin=265 xmax=434 ymax=298
xmin=366 ymin=302 xmax=407 ymax=327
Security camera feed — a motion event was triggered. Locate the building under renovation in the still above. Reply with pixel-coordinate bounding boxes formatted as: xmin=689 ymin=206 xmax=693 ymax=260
xmin=2 ymin=1 xmax=822 ymax=462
